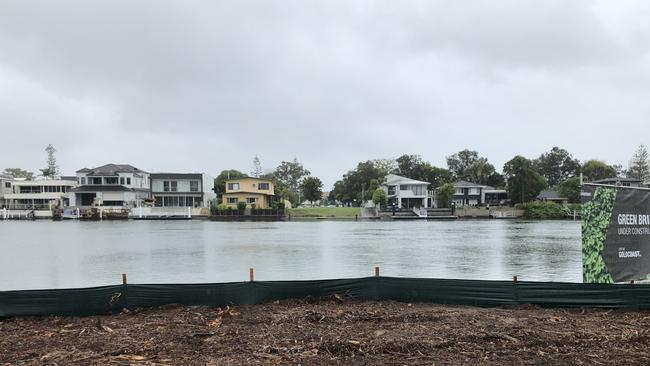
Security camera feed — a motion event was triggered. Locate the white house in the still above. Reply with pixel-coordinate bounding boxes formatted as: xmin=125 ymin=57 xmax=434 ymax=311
xmin=3 ymin=178 xmax=77 ymax=210
xmin=71 ymin=164 xmax=150 ymax=207
xmin=150 ymin=173 xmax=214 ymax=208
xmin=383 ymin=174 xmax=433 ymax=208
xmin=0 ymin=174 xmax=12 ymax=208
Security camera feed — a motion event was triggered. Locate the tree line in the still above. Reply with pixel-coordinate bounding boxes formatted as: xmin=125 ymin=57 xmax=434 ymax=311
xmin=330 ymin=145 xmax=650 ymax=206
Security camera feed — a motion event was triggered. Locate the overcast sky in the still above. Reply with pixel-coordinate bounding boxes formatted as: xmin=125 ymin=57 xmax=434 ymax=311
xmin=1 ymin=1 xmax=649 ymax=188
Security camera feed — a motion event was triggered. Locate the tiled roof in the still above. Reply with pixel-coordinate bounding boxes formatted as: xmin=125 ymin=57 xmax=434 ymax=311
xmin=77 ymin=164 xmax=146 ymax=176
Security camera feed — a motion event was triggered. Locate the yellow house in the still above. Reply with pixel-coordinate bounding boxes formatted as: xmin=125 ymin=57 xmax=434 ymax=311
xmin=222 ymin=177 xmax=275 ymax=208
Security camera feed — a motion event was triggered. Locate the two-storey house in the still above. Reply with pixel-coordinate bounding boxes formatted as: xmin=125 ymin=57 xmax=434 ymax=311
xmin=453 ymin=181 xmax=508 ymax=207
xmin=71 ymin=164 xmax=150 ymax=207
xmin=383 ymin=174 xmax=432 ymax=208
xmin=222 ymin=177 xmax=275 ymax=208
xmin=150 ymin=173 xmax=209 ymax=208
xmin=4 ymin=178 xmax=77 ymax=210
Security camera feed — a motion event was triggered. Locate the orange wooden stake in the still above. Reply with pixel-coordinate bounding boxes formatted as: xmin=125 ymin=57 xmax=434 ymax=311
xmin=375 ymin=266 xmax=380 ymax=277
xmin=122 ymin=273 xmax=128 ymax=285
xmin=249 ymin=268 xmax=255 ymax=282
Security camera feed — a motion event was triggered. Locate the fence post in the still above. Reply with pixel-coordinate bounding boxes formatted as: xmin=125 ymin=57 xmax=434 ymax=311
xmin=512 ymin=275 xmax=519 ymax=306
xmin=374 ymin=266 xmax=380 ymax=277
xmin=249 ymin=268 xmax=255 ymax=282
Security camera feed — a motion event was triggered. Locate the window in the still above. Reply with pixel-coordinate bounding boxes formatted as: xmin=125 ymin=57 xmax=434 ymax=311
xmin=171 ymin=181 xmax=178 ymax=192
xmin=246 ymin=197 xmax=257 ymax=204
xmin=227 ymin=183 xmax=240 ymax=191
xmin=400 ymin=185 xmax=410 ymax=191
xmin=105 ymin=177 xmax=118 ymax=185
xmin=258 ymin=182 xmax=269 ymax=190
xmin=4 ymin=182 xmax=10 ymax=188
xmin=126 ymin=177 xmax=131 ymax=185
xmin=120 ymin=177 xmax=125 ymax=185
xmin=163 ymin=181 xmax=170 ymax=192
xmin=227 ymin=197 xmax=238 ymax=204
xmin=190 ymin=181 xmax=199 ymax=192
xmin=90 ymin=177 xmax=102 ymax=185
xmin=81 ymin=177 xmax=86 ymax=185
xmin=388 ymin=186 xmax=396 ymax=195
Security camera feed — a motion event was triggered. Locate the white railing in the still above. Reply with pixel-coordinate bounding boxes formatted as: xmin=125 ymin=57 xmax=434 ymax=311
xmin=412 ymin=207 xmax=428 ymax=217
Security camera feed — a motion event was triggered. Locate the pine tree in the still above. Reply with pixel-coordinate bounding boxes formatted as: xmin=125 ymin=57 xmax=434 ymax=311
xmin=39 ymin=144 xmax=59 ymax=179
xmin=251 ymin=155 xmax=263 ymax=178
xmin=627 ymin=145 xmax=650 ymax=181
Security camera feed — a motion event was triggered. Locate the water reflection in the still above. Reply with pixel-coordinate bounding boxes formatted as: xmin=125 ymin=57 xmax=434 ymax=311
xmin=0 ymin=219 xmax=582 ymax=290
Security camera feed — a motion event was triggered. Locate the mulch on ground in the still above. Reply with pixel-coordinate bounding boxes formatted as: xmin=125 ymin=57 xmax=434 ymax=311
xmin=2 ymin=297 xmax=650 ymax=365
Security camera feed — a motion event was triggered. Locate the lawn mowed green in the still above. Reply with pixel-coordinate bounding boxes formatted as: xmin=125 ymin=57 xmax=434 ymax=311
xmin=288 ymin=207 xmax=361 ymax=218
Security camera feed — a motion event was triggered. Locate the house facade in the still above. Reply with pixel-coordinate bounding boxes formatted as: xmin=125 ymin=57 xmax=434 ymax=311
xmin=71 ymin=164 xmax=150 ymax=207
xmin=453 ymin=181 xmax=508 ymax=207
xmin=383 ymin=174 xmax=432 ymax=208
xmin=222 ymin=177 xmax=275 ymax=209
xmin=3 ymin=178 xmax=77 ymax=210
xmin=150 ymin=173 xmax=210 ymax=208
xmin=0 ymin=174 xmax=12 ymax=208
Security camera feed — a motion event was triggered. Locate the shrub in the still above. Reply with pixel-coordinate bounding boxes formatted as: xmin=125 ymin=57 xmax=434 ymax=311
xmin=217 ymin=203 xmax=228 ymax=211
xmin=237 ymin=201 xmax=247 ymax=211
xmin=372 ymin=188 xmax=388 ymax=207
xmin=517 ymin=201 xmax=567 ymax=219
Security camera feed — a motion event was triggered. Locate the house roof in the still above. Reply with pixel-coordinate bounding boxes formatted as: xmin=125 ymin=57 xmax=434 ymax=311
xmin=225 ymin=177 xmax=273 ymax=183
xmin=151 ymin=173 xmax=203 ymax=180
xmin=537 ymin=190 xmax=567 ymax=200
xmin=454 ymin=180 xmax=487 ymax=188
xmin=384 ymin=174 xmax=430 ymax=186
xmin=592 ymin=177 xmax=642 ymax=184
xmin=77 ymin=164 xmax=147 ymax=176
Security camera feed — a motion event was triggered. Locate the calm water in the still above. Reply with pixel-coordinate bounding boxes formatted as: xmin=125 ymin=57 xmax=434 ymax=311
xmin=0 ymin=220 xmax=581 ymax=290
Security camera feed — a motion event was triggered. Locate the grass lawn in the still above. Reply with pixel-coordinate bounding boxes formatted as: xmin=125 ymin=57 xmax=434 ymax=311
xmin=288 ymin=207 xmax=361 ymax=218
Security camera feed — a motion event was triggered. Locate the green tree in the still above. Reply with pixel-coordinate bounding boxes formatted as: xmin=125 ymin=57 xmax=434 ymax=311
xmin=301 ymin=176 xmax=323 ymax=205
xmin=396 ymin=154 xmax=423 ymax=177
xmin=274 ymin=158 xmax=310 ymax=193
xmin=251 ymin=155 xmax=263 ymax=178
xmin=436 ymin=183 xmax=456 ymax=208
xmin=213 ymin=169 xmax=247 ymax=200
xmin=533 ymin=147 xmax=580 ymax=187
xmin=446 ymin=149 xmax=479 ymax=180
xmin=331 ymin=161 xmax=386 ymax=204
xmin=627 ymin=144 xmax=650 ymax=181
xmin=372 ymin=188 xmax=388 ymax=207
xmin=446 ymin=149 xmax=498 ymax=184
xmin=466 ymin=157 xmax=497 ymax=185
xmin=2 ymin=168 xmax=34 ymax=180
xmin=486 ymin=172 xmax=505 ymax=188
xmin=558 ymin=177 xmax=581 ymax=204
xmin=39 ymin=144 xmax=59 ymax=179
xmin=371 ymin=159 xmax=398 ymax=176
xmin=503 ymin=155 xmax=547 ymax=204
xmin=581 ymin=160 xmax=617 ymax=182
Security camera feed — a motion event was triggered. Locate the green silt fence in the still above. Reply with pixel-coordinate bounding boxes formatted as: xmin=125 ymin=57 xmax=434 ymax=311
xmin=3 ymin=277 xmax=650 ymax=318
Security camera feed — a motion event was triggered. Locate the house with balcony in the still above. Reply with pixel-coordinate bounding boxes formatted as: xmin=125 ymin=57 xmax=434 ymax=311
xmin=383 ymin=174 xmax=433 ymax=208
xmin=222 ymin=177 xmax=275 ymax=209
xmin=150 ymin=173 xmax=212 ymax=208
xmin=3 ymin=178 xmax=77 ymax=210
xmin=453 ymin=181 xmax=508 ymax=207
xmin=71 ymin=164 xmax=150 ymax=207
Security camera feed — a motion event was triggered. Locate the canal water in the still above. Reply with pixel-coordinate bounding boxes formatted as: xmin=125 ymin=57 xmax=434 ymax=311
xmin=0 ymin=220 xmax=581 ymax=290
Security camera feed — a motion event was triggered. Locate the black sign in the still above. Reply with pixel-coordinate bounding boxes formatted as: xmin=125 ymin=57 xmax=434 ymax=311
xmin=582 ymin=184 xmax=650 ymax=283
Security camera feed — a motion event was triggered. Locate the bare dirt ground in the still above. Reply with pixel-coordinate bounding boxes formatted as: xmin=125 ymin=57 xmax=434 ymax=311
xmin=2 ymin=297 xmax=650 ymax=365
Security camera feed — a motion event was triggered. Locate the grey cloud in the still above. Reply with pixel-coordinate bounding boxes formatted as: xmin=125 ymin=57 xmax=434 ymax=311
xmin=1 ymin=1 xmax=649 ymax=187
